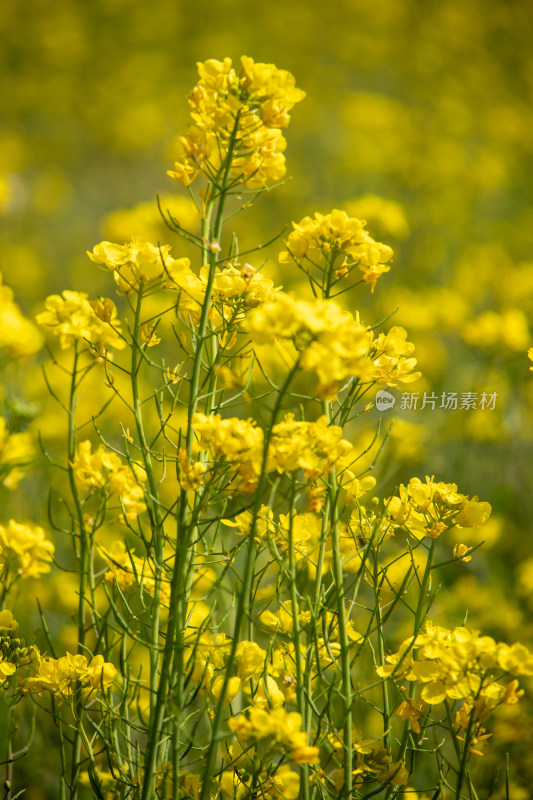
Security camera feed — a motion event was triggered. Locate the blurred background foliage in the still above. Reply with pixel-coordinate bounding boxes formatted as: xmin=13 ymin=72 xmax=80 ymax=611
xmin=1 ymin=0 xmax=533 ymax=795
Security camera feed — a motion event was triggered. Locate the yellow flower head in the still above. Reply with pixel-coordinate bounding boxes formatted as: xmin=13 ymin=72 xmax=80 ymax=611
xmin=228 ymin=706 xmax=319 ymax=764
xmin=73 ymin=441 xmax=146 ymax=520
xmin=0 ymin=520 xmax=54 ymax=579
xmin=192 ymin=412 xmax=264 ymax=493
xmin=377 ymin=619 xmax=533 ymax=708
xmin=24 ymin=651 xmax=117 ymax=699
xmin=168 ymin=56 xmax=304 ymax=189
xmin=88 ymin=237 xmax=174 ymax=295
xmin=98 ymin=540 xmax=172 ymax=605
xmin=36 ymin=290 xmax=124 ymax=351
xmin=235 ymin=640 xmax=267 ymax=680
xmin=385 ymin=476 xmax=491 ymax=539
xmin=279 ymin=209 xmax=393 ymax=293
xmin=247 ymin=294 xmax=419 ymax=396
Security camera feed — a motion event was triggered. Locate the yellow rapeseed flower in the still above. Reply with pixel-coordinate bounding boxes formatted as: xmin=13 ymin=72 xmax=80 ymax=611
xmin=24 ymin=651 xmax=117 ymax=699
xmin=73 ymin=441 xmax=146 ymax=520
xmin=0 ymin=519 xmax=54 ymax=578
xmin=228 ymin=706 xmax=319 ymax=764
xmin=279 ymin=208 xmax=393 ymax=293
xmin=168 ymin=56 xmax=304 ymax=190
xmin=36 ymin=290 xmax=125 ymax=351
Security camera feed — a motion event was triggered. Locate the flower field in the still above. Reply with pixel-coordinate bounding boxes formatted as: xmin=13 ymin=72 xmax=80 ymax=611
xmin=1 ymin=2 xmax=533 ymax=798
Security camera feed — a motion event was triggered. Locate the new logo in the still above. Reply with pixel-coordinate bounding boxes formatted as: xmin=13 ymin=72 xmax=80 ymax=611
xmin=376 ymin=390 xmax=396 ymax=411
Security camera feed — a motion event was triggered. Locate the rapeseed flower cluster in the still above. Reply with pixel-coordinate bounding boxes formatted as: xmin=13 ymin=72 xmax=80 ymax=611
xmin=88 ymin=237 xmax=176 ymax=295
xmin=24 ymin=651 xmax=117 ymax=699
xmin=73 ymin=440 xmax=146 ymax=520
xmin=192 ymin=412 xmax=263 ymax=493
xmin=0 ymin=519 xmax=54 ymax=579
xmin=377 ymin=620 xmax=533 ymax=705
xmin=385 ymin=476 xmax=492 ymax=540
xmin=246 ymin=294 xmax=419 ymax=397
xmin=170 ymin=260 xmax=278 ymax=327
xmin=228 ymin=706 xmax=319 ymax=764
xmin=209 ymin=262 xmax=280 ymax=320
xmin=279 ymin=209 xmax=393 ymax=293
xmin=168 ymin=56 xmax=305 ymax=189
xmin=193 ymin=412 xmax=362 ymax=493
xmin=36 ymin=290 xmax=125 ymax=352
xmin=0 ymin=611 xmax=33 ymax=683
xmin=88 ymin=238 xmax=278 ymax=327
xmin=210 ymin=639 xmax=272 ymax=706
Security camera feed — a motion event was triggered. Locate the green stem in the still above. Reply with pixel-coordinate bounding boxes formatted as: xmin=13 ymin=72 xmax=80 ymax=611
xmin=388 ymin=538 xmax=439 ymax=783
xmin=198 ymin=357 xmax=301 ymax=800
xmin=142 ymin=113 xmax=242 ymax=800
xmin=287 ymin=481 xmax=310 ymax=800
xmin=413 ymin=538 xmax=437 ymax=635
xmin=374 ymin=562 xmax=391 ymax=756
xmin=129 ymin=286 xmax=172 ymax=800
xmin=50 ymin=698 xmax=68 ymax=800
xmin=66 ymin=344 xmax=91 ymax=800
xmin=131 ymin=285 xmax=167 ymax=721
xmin=323 ymin=401 xmax=352 ymax=799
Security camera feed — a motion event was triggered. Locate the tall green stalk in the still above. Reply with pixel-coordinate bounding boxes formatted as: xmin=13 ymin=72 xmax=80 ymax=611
xmin=141 ymin=112 xmax=242 ymax=800
xmin=66 ymin=344 xmax=91 ymax=800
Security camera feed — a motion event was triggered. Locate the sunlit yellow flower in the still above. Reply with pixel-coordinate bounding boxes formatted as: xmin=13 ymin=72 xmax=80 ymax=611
xmin=24 ymin=651 xmax=117 ymax=698
xmin=269 ymin=414 xmax=353 ymax=479
xmin=452 ymin=543 xmax=473 ymax=562
xmin=98 ymin=541 xmax=171 ymax=605
xmin=279 ymin=208 xmax=393 ymax=293
xmin=496 ymin=642 xmax=533 ymax=676
xmin=247 ymin=294 xmax=419 ymax=396
xmin=222 ymin=505 xmax=275 ymax=538
xmin=235 ymin=640 xmax=267 ymax=679
xmin=36 ymin=290 xmax=124 ymax=351
xmin=192 ymin=412 xmax=264 ymax=493
xmin=211 ymin=675 xmax=241 ymax=707
xmin=454 ymin=499 xmax=492 ymax=528
xmin=88 ymin=237 xmax=174 ymax=294
xmin=73 ymin=440 xmax=146 ymax=520
xmin=252 ymin=674 xmax=286 ymax=708
xmin=259 ymin=606 xmax=294 ymax=635
xmin=168 ymin=56 xmax=303 ymax=189
xmin=377 ymin=619 xmax=533 ymax=708
xmin=0 ymin=519 xmax=54 ymax=578
xmin=228 ymin=706 xmax=319 ymax=764
xmin=385 ymin=476 xmax=491 ymax=539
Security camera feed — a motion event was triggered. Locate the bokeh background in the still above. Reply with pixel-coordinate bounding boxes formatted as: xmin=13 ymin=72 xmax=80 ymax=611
xmin=2 ymin=0 xmax=533 ymax=796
